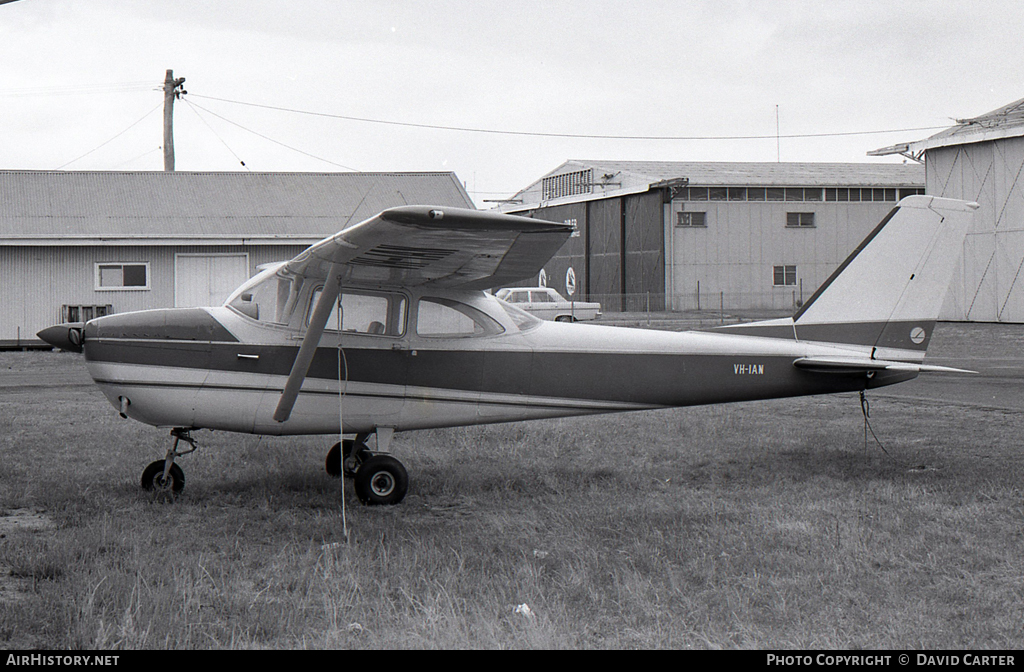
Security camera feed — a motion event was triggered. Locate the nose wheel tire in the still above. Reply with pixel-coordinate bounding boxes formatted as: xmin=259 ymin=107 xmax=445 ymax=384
xmin=141 ymin=460 xmax=185 ymax=494
xmin=353 ymin=455 xmax=408 ymax=506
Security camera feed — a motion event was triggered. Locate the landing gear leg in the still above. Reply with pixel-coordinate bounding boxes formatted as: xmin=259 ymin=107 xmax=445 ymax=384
xmin=325 ymin=428 xmax=408 ymax=505
xmin=325 ymin=432 xmax=372 ymax=478
xmin=141 ymin=428 xmax=197 ymax=496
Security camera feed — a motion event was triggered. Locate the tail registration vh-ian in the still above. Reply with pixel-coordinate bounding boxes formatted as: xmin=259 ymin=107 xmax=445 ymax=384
xmin=38 ymin=197 xmax=978 ymax=505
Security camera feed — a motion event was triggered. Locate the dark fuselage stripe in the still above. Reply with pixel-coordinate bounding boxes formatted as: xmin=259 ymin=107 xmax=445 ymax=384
xmin=86 ymin=339 xmax=869 ymax=407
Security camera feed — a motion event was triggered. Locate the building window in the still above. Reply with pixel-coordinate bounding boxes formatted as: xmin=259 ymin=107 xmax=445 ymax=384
xmin=773 ymin=265 xmax=797 ymax=287
xmin=542 ymin=169 xmax=593 ymax=200
xmin=786 ymin=212 xmax=815 ymax=228
xmin=677 ymin=211 xmax=706 ymax=227
xmin=95 ymin=262 xmax=149 ymax=291
xmin=677 ymin=185 xmax=914 ymax=203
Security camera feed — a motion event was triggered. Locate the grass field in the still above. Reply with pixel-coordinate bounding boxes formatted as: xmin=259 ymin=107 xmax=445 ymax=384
xmin=1 ymin=324 xmax=1023 ymax=649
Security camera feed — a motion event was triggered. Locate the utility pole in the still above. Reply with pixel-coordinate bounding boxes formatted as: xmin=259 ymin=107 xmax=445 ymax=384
xmin=162 ymin=69 xmax=186 ymax=171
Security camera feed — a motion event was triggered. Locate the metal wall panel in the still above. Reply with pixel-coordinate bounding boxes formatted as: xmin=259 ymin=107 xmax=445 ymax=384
xmin=667 ymin=200 xmax=897 ymax=311
xmin=930 ymin=137 xmax=1024 ymax=322
xmin=0 ymin=244 xmax=310 ymax=344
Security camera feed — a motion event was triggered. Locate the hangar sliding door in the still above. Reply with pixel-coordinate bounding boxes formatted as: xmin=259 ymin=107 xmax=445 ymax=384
xmin=587 ymin=198 xmax=624 ymax=311
xmin=175 ymin=253 xmax=249 ymax=308
xmin=623 ymin=192 xmax=665 ymax=311
xmin=531 ymin=202 xmax=587 ymax=298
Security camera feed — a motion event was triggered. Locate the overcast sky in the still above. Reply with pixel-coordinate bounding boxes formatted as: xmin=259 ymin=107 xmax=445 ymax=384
xmin=2 ymin=0 xmax=1022 ymax=205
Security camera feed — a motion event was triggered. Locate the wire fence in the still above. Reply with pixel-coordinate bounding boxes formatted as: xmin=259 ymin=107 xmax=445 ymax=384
xmin=583 ymin=290 xmax=804 ymax=317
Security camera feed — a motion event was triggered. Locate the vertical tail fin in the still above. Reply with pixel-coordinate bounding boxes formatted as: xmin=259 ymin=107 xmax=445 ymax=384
xmin=718 ymin=195 xmax=978 ymax=358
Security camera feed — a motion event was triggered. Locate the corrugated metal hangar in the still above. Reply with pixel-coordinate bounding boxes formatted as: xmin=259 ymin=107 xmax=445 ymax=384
xmin=500 ymin=160 xmax=925 ymax=312
xmin=0 ymin=171 xmax=473 ymax=347
xmin=872 ymin=97 xmax=1024 ymax=322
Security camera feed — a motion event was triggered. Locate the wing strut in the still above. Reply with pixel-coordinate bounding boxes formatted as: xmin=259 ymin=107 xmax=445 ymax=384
xmin=274 ymin=264 xmax=342 ymax=423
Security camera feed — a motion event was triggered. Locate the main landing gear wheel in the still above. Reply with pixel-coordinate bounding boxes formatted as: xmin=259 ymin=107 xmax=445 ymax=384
xmin=141 ymin=460 xmax=185 ymax=494
xmin=325 ymin=438 xmax=371 ymax=478
xmin=353 ymin=455 xmax=408 ymax=506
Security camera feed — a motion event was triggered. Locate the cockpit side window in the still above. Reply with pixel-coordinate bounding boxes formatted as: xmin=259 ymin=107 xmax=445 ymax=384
xmin=309 ymin=288 xmax=407 ymax=337
xmin=416 ymin=297 xmax=504 ymax=338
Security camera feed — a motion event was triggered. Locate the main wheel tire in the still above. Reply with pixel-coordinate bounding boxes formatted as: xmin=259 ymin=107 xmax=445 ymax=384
xmin=141 ymin=460 xmax=185 ymax=494
xmin=326 ymin=440 xmax=370 ymax=478
xmin=353 ymin=455 xmax=408 ymax=506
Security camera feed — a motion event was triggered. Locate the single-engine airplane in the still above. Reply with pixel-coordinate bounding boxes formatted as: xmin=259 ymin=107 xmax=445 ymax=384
xmin=38 ymin=196 xmax=977 ymax=505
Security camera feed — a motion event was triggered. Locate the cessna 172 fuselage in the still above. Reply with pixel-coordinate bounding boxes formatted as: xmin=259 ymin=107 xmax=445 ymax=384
xmin=38 ymin=198 xmax=978 ymax=505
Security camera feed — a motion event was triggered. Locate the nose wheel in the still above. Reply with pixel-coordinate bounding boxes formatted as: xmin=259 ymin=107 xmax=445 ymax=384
xmin=141 ymin=428 xmax=197 ymax=497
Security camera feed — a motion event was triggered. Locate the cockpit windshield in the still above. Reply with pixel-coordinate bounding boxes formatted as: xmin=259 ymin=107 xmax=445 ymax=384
xmin=226 ymin=264 xmax=304 ymax=325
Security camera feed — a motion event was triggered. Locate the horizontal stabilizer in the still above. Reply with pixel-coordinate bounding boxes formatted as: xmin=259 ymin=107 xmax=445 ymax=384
xmin=793 ymin=356 xmax=975 ymax=374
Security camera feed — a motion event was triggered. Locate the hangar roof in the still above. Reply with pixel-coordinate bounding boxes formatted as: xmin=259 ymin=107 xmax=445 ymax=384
xmin=568 ymin=160 xmax=923 ymax=186
xmin=0 ymin=170 xmax=474 ymax=245
xmin=501 ymin=160 xmax=923 ymax=211
xmin=910 ymin=97 xmax=1024 ymax=152
xmin=870 ymin=97 xmax=1024 ymax=158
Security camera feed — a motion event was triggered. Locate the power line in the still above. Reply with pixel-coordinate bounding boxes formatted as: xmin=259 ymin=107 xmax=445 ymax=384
xmin=182 ymin=98 xmax=250 ymax=170
xmin=0 ymin=81 xmax=156 ymax=97
xmin=56 ymin=102 xmax=163 ymax=170
xmin=185 ymin=98 xmax=358 ymax=171
xmin=111 ymin=146 xmax=162 ymax=170
xmin=190 ymin=93 xmax=949 ymax=142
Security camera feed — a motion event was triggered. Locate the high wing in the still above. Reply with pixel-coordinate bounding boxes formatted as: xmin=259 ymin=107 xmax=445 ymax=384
xmin=281 ymin=205 xmax=574 ymax=291
xmin=273 ymin=205 xmax=574 ymax=423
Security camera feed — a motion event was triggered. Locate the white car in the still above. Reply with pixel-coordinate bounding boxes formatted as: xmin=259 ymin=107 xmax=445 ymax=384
xmin=495 ymin=287 xmax=602 ymax=322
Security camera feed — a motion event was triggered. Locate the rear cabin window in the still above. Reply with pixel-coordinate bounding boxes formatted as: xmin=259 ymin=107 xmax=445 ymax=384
xmin=416 ymin=297 xmax=504 ymax=338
